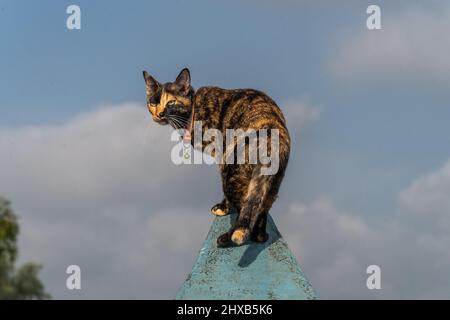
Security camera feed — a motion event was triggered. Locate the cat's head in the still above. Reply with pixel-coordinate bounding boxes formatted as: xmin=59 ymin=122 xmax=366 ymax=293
xmin=142 ymin=68 xmax=194 ymax=128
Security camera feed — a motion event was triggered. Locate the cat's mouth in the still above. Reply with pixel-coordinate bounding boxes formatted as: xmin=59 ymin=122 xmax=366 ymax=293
xmin=153 ymin=117 xmax=169 ymax=125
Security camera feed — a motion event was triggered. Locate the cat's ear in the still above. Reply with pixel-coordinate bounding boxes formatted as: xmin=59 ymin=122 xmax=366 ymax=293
xmin=143 ymin=70 xmax=160 ymax=94
xmin=174 ymin=68 xmax=191 ymax=95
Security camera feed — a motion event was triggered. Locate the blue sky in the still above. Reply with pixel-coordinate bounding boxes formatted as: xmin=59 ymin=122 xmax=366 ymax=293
xmin=1 ymin=0 xmax=450 ymax=298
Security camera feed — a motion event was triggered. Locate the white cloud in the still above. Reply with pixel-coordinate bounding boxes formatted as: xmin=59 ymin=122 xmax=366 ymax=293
xmin=278 ymin=156 xmax=450 ymax=299
xmin=0 ymin=104 xmax=189 ymax=209
xmin=0 ymin=103 xmax=219 ymax=298
xmin=396 ymin=159 xmax=450 ymax=298
xmin=399 ymin=159 xmax=450 ymax=217
xmin=0 ymin=101 xmax=319 ymax=299
xmin=398 ymin=157 xmax=450 ymax=271
xmin=277 ymin=198 xmax=387 ymax=299
xmin=277 ymin=189 xmax=450 ymax=299
xmin=4 ymin=100 xmax=449 ymax=299
xmin=284 ymin=100 xmax=320 ymax=133
xmin=19 ymin=205 xmax=212 ymax=299
xmin=330 ymin=5 xmax=450 ymax=83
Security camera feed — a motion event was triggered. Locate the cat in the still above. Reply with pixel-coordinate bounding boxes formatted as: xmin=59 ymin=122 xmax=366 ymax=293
xmin=143 ymin=68 xmax=290 ymax=247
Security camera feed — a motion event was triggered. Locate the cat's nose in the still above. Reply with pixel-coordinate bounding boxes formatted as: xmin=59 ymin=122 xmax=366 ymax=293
xmin=158 ymin=111 xmax=166 ymax=118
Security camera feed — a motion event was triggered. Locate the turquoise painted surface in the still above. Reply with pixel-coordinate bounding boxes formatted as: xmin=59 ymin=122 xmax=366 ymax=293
xmin=176 ymin=213 xmax=317 ymax=300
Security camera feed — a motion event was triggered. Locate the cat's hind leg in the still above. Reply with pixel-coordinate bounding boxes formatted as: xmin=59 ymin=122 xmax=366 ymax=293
xmin=231 ymin=173 xmax=273 ymax=246
xmin=250 ymin=212 xmax=269 ymax=243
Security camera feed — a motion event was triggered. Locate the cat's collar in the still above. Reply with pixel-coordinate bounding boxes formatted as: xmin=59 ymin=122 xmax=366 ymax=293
xmin=183 ymin=105 xmax=195 ymax=143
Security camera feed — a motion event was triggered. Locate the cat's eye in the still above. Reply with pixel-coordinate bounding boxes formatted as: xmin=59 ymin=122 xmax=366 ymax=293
xmin=166 ymin=100 xmax=176 ymax=107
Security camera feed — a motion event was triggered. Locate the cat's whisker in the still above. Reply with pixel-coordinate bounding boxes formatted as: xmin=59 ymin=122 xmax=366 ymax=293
xmin=174 ymin=118 xmax=186 ymax=129
xmin=169 ymin=116 xmax=185 ymax=130
xmin=173 ymin=120 xmax=181 ymax=130
xmin=169 ymin=114 xmax=189 ymax=124
xmin=172 ymin=118 xmax=188 ymax=129
xmin=169 ymin=118 xmax=184 ymax=126
xmin=173 ymin=116 xmax=189 ymax=124
xmin=167 ymin=117 xmax=178 ymax=129
xmin=174 ymin=121 xmax=184 ymax=131
xmin=168 ymin=118 xmax=178 ymax=129
xmin=170 ymin=118 xmax=183 ymax=131
xmin=170 ymin=114 xmax=187 ymax=119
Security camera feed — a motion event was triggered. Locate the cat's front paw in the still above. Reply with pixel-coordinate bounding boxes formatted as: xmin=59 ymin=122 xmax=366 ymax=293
xmin=211 ymin=203 xmax=229 ymax=216
xmin=231 ymin=228 xmax=250 ymax=246
xmin=217 ymin=232 xmax=233 ymax=248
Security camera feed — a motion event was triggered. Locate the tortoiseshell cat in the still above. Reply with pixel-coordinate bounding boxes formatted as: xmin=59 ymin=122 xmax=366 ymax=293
xmin=143 ymin=68 xmax=290 ymax=247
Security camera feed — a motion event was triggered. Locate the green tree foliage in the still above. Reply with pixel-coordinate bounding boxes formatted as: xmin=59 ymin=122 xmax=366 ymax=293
xmin=0 ymin=197 xmax=50 ymax=300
